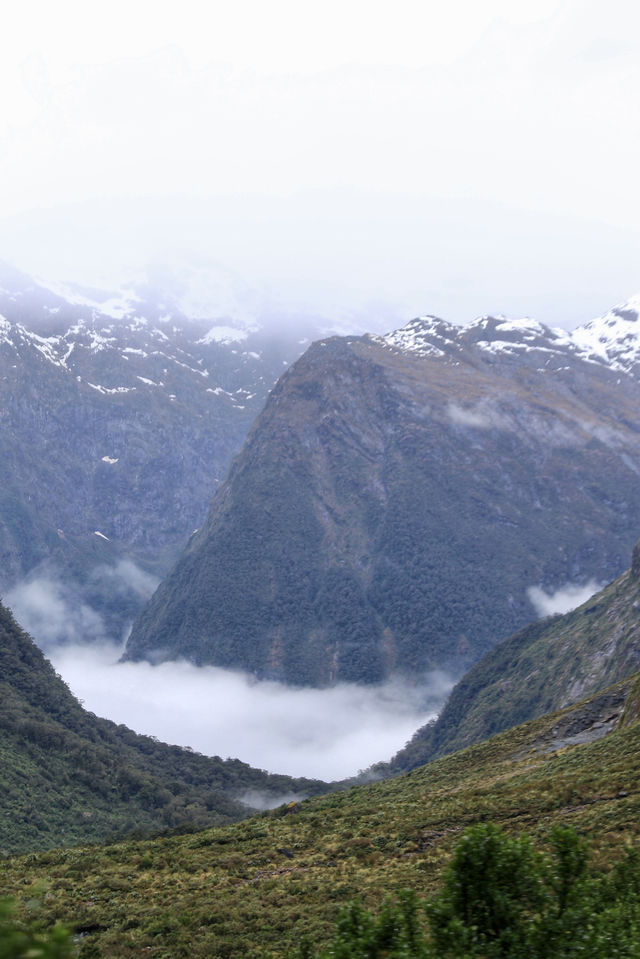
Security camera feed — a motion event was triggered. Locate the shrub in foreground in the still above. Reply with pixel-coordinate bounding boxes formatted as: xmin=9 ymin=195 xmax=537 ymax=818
xmin=301 ymin=824 xmax=640 ymax=958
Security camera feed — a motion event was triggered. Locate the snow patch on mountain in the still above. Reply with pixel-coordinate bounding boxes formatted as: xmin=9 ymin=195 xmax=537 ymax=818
xmin=198 ymin=325 xmax=250 ymax=345
xmin=87 ymin=383 xmax=135 ymax=395
xmin=137 ymin=376 xmax=162 ymax=387
xmin=374 ymin=316 xmax=454 ymax=356
xmin=36 ymin=277 xmax=140 ymax=320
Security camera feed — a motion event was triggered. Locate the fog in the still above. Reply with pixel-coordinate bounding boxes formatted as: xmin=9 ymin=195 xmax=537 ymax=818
xmin=2 ymin=192 xmax=639 ymax=334
xmin=2 ymin=1 xmax=640 ymax=328
xmin=6 ymin=564 xmax=160 ymax=647
xmin=46 ymin=642 xmax=452 ymax=781
xmin=527 ymin=580 xmax=603 ymax=617
xmin=7 ymin=577 xmax=108 ymax=647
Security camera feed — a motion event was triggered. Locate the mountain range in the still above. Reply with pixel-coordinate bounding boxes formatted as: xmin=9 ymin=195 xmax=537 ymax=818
xmin=125 ymin=297 xmax=640 ymax=685
xmin=4 ymin=268 xmax=640 ymax=955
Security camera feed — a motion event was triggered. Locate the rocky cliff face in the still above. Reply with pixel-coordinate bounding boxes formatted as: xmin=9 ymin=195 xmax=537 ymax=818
xmin=125 ymin=301 xmax=640 ymax=685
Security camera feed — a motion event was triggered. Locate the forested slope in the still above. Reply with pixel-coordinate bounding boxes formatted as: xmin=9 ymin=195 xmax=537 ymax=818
xmin=0 ymin=602 xmax=327 ymax=854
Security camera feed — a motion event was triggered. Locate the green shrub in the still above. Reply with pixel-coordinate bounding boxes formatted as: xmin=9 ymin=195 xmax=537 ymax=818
xmin=302 ymin=824 xmax=640 ymax=959
xmin=0 ymin=898 xmax=73 ymax=958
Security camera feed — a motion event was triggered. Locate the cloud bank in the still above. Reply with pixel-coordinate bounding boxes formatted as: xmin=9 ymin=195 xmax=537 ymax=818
xmin=5 ymin=571 xmax=451 ymax=780
xmin=7 ymin=576 xmax=109 ymax=647
xmin=527 ymin=579 xmax=602 ymax=617
xmin=3 ymin=2 xmax=640 ymax=328
xmin=46 ymin=643 xmax=452 ymax=781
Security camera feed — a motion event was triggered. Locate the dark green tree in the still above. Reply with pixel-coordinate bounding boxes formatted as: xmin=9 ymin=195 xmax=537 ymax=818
xmin=426 ymin=822 xmax=545 ymax=957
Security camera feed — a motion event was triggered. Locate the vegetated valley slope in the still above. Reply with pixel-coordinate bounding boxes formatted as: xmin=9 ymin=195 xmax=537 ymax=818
xmin=387 ymin=537 xmax=640 ymax=772
xmin=0 ymin=600 xmax=327 ymax=856
xmin=0 ymin=258 xmax=335 ymax=641
xmin=127 ymin=297 xmax=640 ymax=685
xmin=2 ymin=668 xmax=640 ymax=957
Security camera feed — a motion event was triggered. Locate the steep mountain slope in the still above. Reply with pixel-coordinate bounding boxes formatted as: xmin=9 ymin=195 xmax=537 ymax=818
xmin=0 ymin=260 xmax=326 ymax=640
xmin=0 ymin=601 xmax=327 ymax=855
xmin=387 ymin=538 xmax=640 ymax=772
xmin=3 ymin=669 xmax=640 ymax=957
xmin=126 ymin=299 xmax=640 ymax=685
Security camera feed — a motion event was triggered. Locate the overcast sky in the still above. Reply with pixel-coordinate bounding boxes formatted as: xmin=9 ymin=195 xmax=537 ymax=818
xmin=2 ymin=0 xmax=640 ymax=326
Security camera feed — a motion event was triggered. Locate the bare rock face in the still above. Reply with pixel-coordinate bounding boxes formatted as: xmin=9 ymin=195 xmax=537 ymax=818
xmin=125 ymin=307 xmax=640 ymax=686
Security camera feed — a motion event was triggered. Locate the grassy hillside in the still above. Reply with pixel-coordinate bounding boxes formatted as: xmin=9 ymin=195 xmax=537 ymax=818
xmin=2 ymin=671 xmax=639 ymax=957
xmin=388 ymin=542 xmax=640 ymax=772
xmin=0 ymin=602 xmax=327 ymax=855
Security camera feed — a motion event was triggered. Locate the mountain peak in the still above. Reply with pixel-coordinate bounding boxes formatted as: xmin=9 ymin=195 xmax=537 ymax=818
xmin=125 ymin=307 xmax=640 ymax=685
xmin=571 ymin=294 xmax=640 ymax=372
xmin=375 ymin=315 xmax=458 ymax=357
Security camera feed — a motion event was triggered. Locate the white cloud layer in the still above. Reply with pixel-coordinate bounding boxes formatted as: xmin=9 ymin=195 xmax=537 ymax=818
xmin=46 ymin=643 xmax=452 ymax=780
xmin=527 ymin=579 xmax=602 ymax=617
xmin=5 ymin=573 xmax=451 ymax=781
xmin=7 ymin=577 xmax=109 ymax=646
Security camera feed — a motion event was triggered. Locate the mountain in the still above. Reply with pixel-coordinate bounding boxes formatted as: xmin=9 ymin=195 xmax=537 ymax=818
xmin=0 ymin=259 xmax=341 ymax=643
xmin=2 ymin=667 xmax=639 ymax=956
xmin=0 ymin=599 xmax=327 ymax=855
xmin=126 ymin=298 xmax=640 ymax=685
xmin=386 ymin=537 xmax=640 ymax=772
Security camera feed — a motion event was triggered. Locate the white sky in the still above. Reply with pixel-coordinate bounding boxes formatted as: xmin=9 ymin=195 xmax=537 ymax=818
xmin=1 ymin=0 xmax=640 ymax=325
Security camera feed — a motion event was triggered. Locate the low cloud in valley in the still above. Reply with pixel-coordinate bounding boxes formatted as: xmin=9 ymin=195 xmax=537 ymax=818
xmin=6 ymin=571 xmax=452 ymax=780
xmin=7 ymin=576 xmax=109 ymax=647
xmin=527 ymin=580 xmax=602 ymax=617
xmin=46 ymin=643 xmax=452 ymax=781
xmin=6 ymin=564 xmax=159 ymax=648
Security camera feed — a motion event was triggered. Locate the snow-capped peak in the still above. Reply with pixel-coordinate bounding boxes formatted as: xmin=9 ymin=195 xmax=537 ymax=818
xmin=570 ymin=295 xmax=640 ymax=372
xmin=375 ymin=315 xmax=457 ymax=357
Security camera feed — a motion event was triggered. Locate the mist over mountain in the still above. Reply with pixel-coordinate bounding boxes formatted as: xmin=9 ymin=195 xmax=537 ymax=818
xmin=126 ymin=299 xmax=640 ymax=685
xmin=46 ymin=641 xmax=448 ymax=780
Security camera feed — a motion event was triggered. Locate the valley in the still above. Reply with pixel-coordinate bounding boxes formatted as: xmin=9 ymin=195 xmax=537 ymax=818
xmin=4 ymin=9 xmax=640 ymax=954
xmin=3 ymin=266 xmax=640 ymax=955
